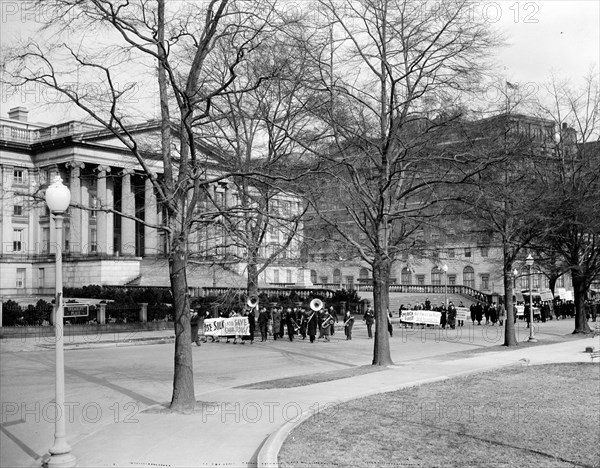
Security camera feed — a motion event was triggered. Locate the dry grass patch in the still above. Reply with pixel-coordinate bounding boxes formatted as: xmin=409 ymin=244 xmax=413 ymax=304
xmin=279 ymin=363 xmax=600 ymax=467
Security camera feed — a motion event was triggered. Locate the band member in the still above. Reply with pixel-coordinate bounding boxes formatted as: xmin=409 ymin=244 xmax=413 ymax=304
xmin=258 ymin=307 xmax=270 ymax=342
xmin=272 ymin=307 xmax=281 ymax=340
xmin=286 ymin=308 xmax=297 ymax=341
xmin=307 ymin=309 xmax=318 ymax=343
xmin=190 ymin=310 xmax=201 ymax=346
xmin=321 ymin=309 xmax=334 ymax=342
xmin=363 ymin=306 xmax=374 ymax=339
xmin=246 ymin=307 xmax=256 ymax=344
xmin=328 ymin=306 xmax=338 ymax=335
xmin=299 ymin=308 xmax=308 ymax=340
xmin=343 ymin=310 xmax=355 ymax=340
xmin=279 ymin=306 xmax=286 ymax=338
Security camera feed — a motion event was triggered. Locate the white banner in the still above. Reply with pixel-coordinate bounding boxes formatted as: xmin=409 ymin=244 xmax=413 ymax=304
xmin=455 ymin=307 xmax=469 ymax=322
xmin=540 ymin=289 xmax=554 ymax=301
xmin=204 ymin=317 xmax=249 ymax=337
xmin=400 ymin=310 xmax=441 ymax=326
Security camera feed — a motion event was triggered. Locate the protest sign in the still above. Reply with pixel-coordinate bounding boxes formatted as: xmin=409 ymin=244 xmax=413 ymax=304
xmin=203 ymin=317 xmax=249 ymax=337
xmin=400 ymin=310 xmax=441 ymax=326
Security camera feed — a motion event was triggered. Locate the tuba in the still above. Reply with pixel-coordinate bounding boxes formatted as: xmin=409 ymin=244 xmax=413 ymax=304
xmin=310 ymin=298 xmax=324 ymax=312
xmin=247 ymin=296 xmax=259 ymax=309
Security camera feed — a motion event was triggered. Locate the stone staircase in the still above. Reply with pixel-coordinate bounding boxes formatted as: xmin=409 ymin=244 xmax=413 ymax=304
xmin=127 ymin=258 xmax=249 ymax=288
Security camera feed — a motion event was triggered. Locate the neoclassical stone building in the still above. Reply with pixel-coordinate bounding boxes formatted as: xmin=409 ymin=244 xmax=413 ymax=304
xmin=0 ymin=107 xmax=305 ymax=296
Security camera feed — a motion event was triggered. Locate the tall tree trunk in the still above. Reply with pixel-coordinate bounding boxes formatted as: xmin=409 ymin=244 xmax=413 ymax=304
xmin=372 ymin=257 xmax=393 ymax=366
xmin=503 ymin=267 xmax=518 ymax=346
xmin=247 ymin=253 xmax=259 ymax=299
xmin=572 ymin=270 xmax=591 ymax=334
xmin=169 ymin=249 xmax=195 ymax=412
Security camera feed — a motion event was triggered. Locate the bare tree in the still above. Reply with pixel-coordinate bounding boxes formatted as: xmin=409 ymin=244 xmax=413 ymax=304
xmin=199 ymin=26 xmax=319 ymax=297
xmin=533 ymin=70 xmax=600 ymax=334
xmin=5 ymin=0 xmax=282 ymax=411
xmin=306 ymin=0 xmax=501 ymax=364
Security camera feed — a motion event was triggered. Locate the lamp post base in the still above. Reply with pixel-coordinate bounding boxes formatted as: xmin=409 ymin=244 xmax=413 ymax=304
xmin=45 ymin=452 xmax=76 ymax=468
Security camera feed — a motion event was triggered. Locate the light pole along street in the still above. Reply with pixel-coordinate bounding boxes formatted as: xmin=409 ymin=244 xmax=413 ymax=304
xmin=44 ymin=176 xmax=76 ymax=468
xmin=525 ymin=254 xmax=538 ymax=343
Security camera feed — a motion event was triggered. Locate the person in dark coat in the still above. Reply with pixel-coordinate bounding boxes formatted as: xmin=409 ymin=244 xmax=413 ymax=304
xmin=343 ymin=310 xmax=355 ymax=340
xmin=299 ymin=308 xmax=308 ymax=339
xmin=321 ymin=309 xmax=334 ymax=342
xmin=328 ymin=306 xmax=338 ymax=335
xmin=190 ymin=310 xmax=201 ymax=346
xmin=470 ymin=303 xmax=476 ymax=325
xmin=257 ymin=307 xmax=270 ymax=342
xmin=475 ymin=302 xmax=483 ymax=325
xmin=363 ymin=306 xmax=374 ymax=338
xmin=272 ymin=307 xmax=281 ymax=340
xmin=307 ymin=309 xmax=318 ymax=343
xmin=440 ymin=305 xmax=447 ymax=329
xmin=246 ymin=308 xmax=256 ymax=344
xmin=447 ymin=302 xmax=457 ymax=329
xmin=285 ymin=308 xmax=297 ymax=341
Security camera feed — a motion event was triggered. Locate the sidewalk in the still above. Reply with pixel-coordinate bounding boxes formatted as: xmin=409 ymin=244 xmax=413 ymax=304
xmin=56 ymin=333 xmax=599 ymax=468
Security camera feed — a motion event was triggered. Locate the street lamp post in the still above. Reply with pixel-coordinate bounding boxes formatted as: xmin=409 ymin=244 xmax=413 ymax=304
xmin=45 ymin=176 xmax=76 ymax=468
xmin=442 ymin=264 xmax=449 ymax=308
xmin=525 ymin=254 xmax=537 ymax=343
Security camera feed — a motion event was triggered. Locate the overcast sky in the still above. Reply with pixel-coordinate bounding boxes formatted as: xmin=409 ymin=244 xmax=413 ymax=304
xmin=1 ymin=0 xmax=598 ymax=124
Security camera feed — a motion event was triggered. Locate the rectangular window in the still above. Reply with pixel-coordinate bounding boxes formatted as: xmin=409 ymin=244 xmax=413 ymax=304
xmin=90 ymin=196 xmax=98 ymax=218
xmin=464 ymin=247 xmax=472 ymax=258
xmin=319 ymin=276 xmax=328 ymax=284
xmin=13 ymin=168 xmax=24 ymax=184
xmin=533 ymin=274 xmax=540 ymax=290
xmin=417 ymin=275 xmax=425 ymax=285
xmin=38 ymin=268 xmax=45 ymax=289
xmin=13 ymin=205 xmax=23 ymax=216
xmin=273 ymin=269 xmax=280 ymax=283
xmin=481 ymin=274 xmax=490 ymax=290
xmin=90 ymin=228 xmax=97 ymax=252
xmin=13 ymin=229 xmax=23 ymax=252
xmin=286 ymin=270 xmax=292 ymax=283
xmin=42 ymin=228 xmax=50 ymax=253
xmin=448 ymin=275 xmax=456 ymax=285
xmin=345 ymin=276 xmax=355 ymax=289
xmin=16 ymin=268 xmax=26 ymax=289
xmin=448 ymin=248 xmax=455 ymax=259
xmin=480 ymin=247 xmax=489 ymax=257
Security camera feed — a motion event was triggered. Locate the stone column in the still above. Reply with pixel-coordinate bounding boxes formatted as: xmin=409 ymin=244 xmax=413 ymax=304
xmin=97 ymin=303 xmax=106 ymax=324
xmin=144 ymin=174 xmax=158 ymax=256
xmin=139 ymin=303 xmax=148 ymax=323
xmin=95 ymin=165 xmax=112 ymax=255
xmin=120 ymin=169 xmax=136 ymax=256
xmin=66 ymin=161 xmax=85 ymax=255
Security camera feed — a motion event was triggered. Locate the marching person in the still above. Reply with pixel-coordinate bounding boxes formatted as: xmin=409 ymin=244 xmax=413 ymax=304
xmin=286 ymin=307 xmax=297 ymax=341
xmin=299 ymin=307 xmax=308 ymax=340
xmin=190 ymin=310 xmax=201 ymax=347
xmin=246 ymin=307 xmax=256 ymax=344
xmin=363 ymin=306 xmax=374 ymax=339
xmin=447 ymin=301 xmax=457 ymax=329
xmin=328 ymin=306 xmax=338 ymax=336
xmin=307 ymin=307 xmax=319 ymax=343
xmin=321 ymin=308 xmax=334 ymax=342
xmin=272 ymin=307 xmax=281 ymax=341
xmin=343 ymin=310 xmax=355 ymax=340
xmin=258 ymin=307 xmax=270 ymax=342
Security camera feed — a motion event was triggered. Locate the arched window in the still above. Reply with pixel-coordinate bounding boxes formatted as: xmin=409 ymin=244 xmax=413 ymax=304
xmin=359 ymin=268 xmax=370 ymax=283
xmin=310 ymin=269 xmax=317 ymax=284
xmin=333 ymin=268 xmax=341 ymax=285
xmin=401 ymin=267 xmax=412 ymax=285
xmin=431 ymin=267 xmax=442 ymax=285
xmin=463 ymin=266 xmax=475 ymax=288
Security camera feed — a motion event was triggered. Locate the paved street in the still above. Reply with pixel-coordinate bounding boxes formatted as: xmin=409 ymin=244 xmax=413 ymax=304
xmin=1 ymin=319 xmax=595 ymax=467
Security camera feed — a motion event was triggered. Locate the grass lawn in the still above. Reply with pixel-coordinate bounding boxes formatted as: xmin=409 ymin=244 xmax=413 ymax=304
xmin=279 ymin=363 xmax=600 ymax=467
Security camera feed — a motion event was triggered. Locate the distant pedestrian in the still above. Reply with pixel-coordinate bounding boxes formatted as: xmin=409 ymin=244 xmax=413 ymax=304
xmin=258 ymin=307 xmax=270 ymax=342
xmin=190 ymin=310 xmax=201 ymax=347
xmin=364 ymin=306 xmax=374 ymax=338
xmin=343 ymin=310 xmax=355 ymax=340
